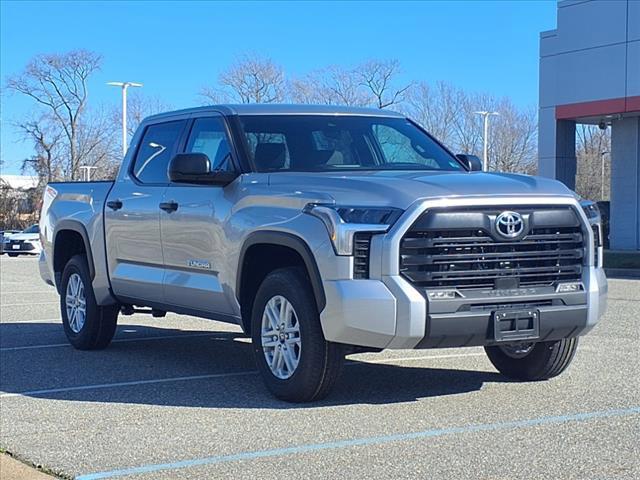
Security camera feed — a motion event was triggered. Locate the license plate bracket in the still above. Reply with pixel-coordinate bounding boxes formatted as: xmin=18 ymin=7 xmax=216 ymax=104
xmin=493 ymin=310 xmax=539 ymax=342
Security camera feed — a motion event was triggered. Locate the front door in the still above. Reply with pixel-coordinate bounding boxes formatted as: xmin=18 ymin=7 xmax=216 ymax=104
xmin=105 ymin=119 xmax=187 ymax=304
xmin=160 ymin=114 xmax=238 ymax=316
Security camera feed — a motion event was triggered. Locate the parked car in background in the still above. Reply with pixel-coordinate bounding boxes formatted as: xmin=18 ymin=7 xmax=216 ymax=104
xmin=3 ymin=224 xmax=41 ymax=257
xmin=0 ymin=230 xmax=21 ymax=255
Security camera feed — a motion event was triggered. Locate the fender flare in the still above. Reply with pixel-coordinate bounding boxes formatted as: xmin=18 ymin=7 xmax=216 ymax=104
xmin=53 ymin=220 xmax=96 ymax=280
xmin=237 ymin=231 xmax=326 ymax=312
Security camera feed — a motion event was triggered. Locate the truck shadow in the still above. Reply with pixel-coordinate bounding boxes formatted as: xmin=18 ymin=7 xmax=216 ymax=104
xmin=0 ymin=322 xmax=507 ymax=409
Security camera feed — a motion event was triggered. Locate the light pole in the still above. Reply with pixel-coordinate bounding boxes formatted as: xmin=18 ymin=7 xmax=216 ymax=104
xmin=474 ymin=111 xmax=499 ymax=171
xmin=78 ymin=165 xmax=97 ymax=181
xmin=107 ymin=81 xmax=143 ymax=156
xmin=600 ymin=151 xmax=610 ymax=200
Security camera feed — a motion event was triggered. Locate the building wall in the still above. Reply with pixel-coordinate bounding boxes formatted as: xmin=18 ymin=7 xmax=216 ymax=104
xmin=610 ymin=117 xmax=640 ymax=250
xmin=538 ymin=0 xmax=640 ymax=250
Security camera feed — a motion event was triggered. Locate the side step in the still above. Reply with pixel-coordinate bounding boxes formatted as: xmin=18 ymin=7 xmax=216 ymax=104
xmin=120 ymin=305 xmax=167 ymax=318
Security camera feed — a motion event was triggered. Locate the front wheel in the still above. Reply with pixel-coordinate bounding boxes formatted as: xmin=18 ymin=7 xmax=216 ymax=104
xmin=60 ymin=254 xmax=119 ymax=350
xmin=485 ymin=338 xmax=579 ymax=381
xmin=251 ymin=267 xmax=344 ymax=402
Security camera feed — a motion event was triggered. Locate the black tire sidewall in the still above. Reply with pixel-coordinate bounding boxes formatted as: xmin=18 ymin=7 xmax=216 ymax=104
xmin=250 ymin=268 xmax=330 ymax=401
xmin=60 ymin=254 xmax=107 ymax=349
xmin=485 ymin=338 xmax=578 ymax=380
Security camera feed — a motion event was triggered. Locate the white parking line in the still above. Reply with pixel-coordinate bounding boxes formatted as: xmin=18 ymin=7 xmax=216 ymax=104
xmin=0 ymin=317 xmax=60 ymax=324
xmin=1 ymin=290 xmax=57 ymax=295
xmin=0 ymin=352 xmax=485 ymax=398
xmin=1 ymin=301 xmax=58 ymax=307
xmin=0 ymin=332 xmax=231 ymax=352
xmin=0 ymin=371 xmax=259 ymax=398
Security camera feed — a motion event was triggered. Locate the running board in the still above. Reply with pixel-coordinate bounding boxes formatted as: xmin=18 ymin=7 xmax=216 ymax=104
xmin=120 ymin=305 xmax=167 ymax=317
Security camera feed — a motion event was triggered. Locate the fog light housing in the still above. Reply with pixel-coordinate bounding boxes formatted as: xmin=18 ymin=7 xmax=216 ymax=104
xmin=556 ymin=282 xmax=583 ymax=293
xmin=427 ymin=289 xmax=458 ymax=300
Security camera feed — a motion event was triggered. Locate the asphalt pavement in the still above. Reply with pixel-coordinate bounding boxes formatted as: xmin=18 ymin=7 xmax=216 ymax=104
xmin=1 ymin=255 xmax=638 ymax=479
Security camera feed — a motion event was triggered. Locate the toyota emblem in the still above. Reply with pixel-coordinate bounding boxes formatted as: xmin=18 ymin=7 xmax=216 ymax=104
xmin=495 ymin=211 xmax=524 ymax=238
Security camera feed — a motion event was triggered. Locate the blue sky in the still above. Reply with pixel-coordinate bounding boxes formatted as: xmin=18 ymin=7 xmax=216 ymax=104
xmin=0 ymin=0 xmax=556 ymax=174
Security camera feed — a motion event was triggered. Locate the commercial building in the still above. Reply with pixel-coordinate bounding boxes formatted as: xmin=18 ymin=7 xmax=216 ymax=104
xmin=538 ymin=0 xmax=639 ymax=250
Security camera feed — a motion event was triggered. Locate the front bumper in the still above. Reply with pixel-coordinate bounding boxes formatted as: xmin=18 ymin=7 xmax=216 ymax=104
xmin=321 ymin=267 xmax=607 ymax=349
xmin=319 ymin=196 xmax=608 ymax=350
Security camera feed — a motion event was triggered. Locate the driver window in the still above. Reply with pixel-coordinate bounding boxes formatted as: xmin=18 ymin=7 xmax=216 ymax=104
xmin=186 ymin=117 xmax=233 ymax=171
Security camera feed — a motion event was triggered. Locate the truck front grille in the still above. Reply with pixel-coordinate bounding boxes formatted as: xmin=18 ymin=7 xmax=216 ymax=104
xmin=400 ymin=207 xmax=585 ymax=290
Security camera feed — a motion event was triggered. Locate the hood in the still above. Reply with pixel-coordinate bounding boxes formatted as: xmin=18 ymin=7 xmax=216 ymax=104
xmin=7 ymin=233 xmax=40 ymax=242
xmin=267 ymin=170 xmax=575 ymax=209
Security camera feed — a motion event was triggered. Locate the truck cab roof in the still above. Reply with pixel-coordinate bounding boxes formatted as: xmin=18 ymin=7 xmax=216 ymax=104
xmin=144 ymin=104 xmax=406 ymax=122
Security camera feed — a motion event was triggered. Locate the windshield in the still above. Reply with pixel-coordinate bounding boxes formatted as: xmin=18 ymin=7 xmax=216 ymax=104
xmin=238 ymin=115 xmax=464 ymax=173
xmin=23 ymin=224 xmax=39 ymax=234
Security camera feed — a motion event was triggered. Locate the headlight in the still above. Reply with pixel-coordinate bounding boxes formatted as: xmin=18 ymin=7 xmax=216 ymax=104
xmin=304 ymin=204 xmax=403 ymax=255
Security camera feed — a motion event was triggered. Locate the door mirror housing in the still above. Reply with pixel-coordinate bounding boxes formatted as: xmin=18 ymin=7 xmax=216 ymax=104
xmin=456 ymin=154 xmax=483 ymax=172
xmin=168 ymin=153 xmax=238 ymax=186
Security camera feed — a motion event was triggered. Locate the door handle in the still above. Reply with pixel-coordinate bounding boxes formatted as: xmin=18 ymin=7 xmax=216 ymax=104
xmin=159 ymin=201 xmax=179 ymax=213
xmin=106 ymin=199 xmax=123 ymax=211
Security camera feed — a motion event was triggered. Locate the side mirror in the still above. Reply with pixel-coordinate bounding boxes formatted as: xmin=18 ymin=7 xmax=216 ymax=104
xmin=168 ymin=153 xmax=238 ymax=186
xmin=456 ymin=154 xmax=483 ymax=172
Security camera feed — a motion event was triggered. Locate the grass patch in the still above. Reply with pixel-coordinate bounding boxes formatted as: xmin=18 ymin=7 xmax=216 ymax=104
xmin=604 ymin=250 xmax=640 ymax=269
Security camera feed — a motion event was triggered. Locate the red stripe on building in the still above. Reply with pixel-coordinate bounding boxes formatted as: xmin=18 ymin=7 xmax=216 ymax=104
xmin=626 ymin=96 xmax=640 ymax=112
xmin=555 ymin=95 xmax=640 ymax=119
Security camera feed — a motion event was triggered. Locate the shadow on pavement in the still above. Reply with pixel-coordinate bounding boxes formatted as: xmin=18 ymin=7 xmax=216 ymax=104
xmin=0 ymin=321 xmax=505 ymax=409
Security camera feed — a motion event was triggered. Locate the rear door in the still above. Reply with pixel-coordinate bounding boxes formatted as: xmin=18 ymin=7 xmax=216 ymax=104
xmin=160 ymin=114 xmax=239 ymax=316
xmin=105 ymin=120 xmax=187 ymax=303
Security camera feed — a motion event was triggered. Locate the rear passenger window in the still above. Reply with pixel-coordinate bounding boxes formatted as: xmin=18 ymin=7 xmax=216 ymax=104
xmin=185 ymin=117 xmax=233 ymax=171
xmin=132 ymin=121 xmax=186 ymax=183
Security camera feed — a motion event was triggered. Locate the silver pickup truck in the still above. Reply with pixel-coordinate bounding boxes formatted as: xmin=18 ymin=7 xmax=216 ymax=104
xmin=39 ymin=104 xmax=607 ymax=402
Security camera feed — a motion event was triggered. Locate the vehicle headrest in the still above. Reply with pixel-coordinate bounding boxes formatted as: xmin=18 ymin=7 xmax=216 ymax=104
xmin=254 ymin=143 xmax=287 ymax=170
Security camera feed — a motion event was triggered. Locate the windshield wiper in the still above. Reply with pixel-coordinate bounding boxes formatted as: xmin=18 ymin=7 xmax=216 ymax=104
xmin=369 ymin=163 xmax=438 ymax=170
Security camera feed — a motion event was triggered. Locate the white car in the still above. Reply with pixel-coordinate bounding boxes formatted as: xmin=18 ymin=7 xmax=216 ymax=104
xmin=3 ymin=224 xmax=42 ymax=257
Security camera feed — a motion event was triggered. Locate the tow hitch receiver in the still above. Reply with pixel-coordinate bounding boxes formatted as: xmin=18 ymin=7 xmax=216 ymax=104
xmin=493 ymin=310 xmax=539 ymax=342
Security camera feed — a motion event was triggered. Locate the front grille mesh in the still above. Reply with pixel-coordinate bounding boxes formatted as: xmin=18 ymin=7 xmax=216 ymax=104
xmin=400 ymin=212 xmax=585 ymax=290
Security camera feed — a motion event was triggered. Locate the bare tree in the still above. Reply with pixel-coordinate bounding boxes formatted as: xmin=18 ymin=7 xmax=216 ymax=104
xmin=6 ymin=50 xmax=103 ymax=180
xmin=290 ymin=65 xmax=369 ymax=106
xmin=575 ymin=124 xmax=610 ymax=200
xmin=201 ymin=53 xmax=286 ymax=104
xmin=16 ymin=115 xmax=63 ymax=183
xmin=358 ymin=59 xmax=411 ymax=109
xmin=488 ymin=99 xmax=538 ymax=174
xmin=404 ymin=81 xmax=463 ymax=149
xmin=112 ymin=91 xmax=171 ymax=137
xmin=74 ymin=108 xmax=120 ymax=180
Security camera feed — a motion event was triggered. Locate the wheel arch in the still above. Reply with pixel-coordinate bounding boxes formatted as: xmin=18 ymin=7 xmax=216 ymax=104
xmin=53 ymin=221 xmax=95 ymax=293
xmin=236 ymin=231 xmax=326 ymax=333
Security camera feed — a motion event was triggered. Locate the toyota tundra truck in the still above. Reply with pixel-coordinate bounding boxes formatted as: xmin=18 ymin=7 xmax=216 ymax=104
xmin=39 ymin=104 xmax=608 ymax=402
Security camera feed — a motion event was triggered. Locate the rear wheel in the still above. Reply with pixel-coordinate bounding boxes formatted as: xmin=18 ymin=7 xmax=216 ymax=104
xmin=7 ymin=253 xmax=19 ymax=257
xmin=485 ymin=338 xmax=579 ymax=381
xmin=251 ymin=267 xmax=344 ymax=402
xmin=60 ymin=254 xmax=119 ymax=350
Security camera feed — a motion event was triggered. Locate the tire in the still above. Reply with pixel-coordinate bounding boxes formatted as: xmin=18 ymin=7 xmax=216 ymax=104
xmin=8 ymin=253 xmax=19 ymax=257
xmin=485 ymin=338 xmax=579 ymax=381
xmin=60 ymin=254 xmax=119 ymax=350
xmin=251 ymin=267 xmax=344 ymax=402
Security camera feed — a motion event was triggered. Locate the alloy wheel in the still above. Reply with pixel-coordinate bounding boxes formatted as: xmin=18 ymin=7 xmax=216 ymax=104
xmin=260 ymin=295 xmax=302 ymax=379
